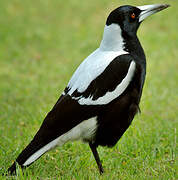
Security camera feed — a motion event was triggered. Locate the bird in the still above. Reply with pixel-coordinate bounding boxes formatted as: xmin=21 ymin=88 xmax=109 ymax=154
xmin=8 ymin=4 xmax=169 ymax=175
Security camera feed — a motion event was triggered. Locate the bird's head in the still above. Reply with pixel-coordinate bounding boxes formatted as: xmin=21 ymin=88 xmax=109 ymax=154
xmin=106 ymin=4 xmax=169 ymax=34
xmin=106 ymin=4 xmax=170 ymax=36
xmin=100 ymin=4 xmax=170 ymax=51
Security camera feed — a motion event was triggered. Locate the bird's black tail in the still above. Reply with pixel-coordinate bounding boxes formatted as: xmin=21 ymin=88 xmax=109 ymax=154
xmin=7 ymin=123 xmax=60 ymax=175
xmin=8 ymin=137 xmax=47 ymax=175
xmin=7 ymin=162 xmax=17 ymax=175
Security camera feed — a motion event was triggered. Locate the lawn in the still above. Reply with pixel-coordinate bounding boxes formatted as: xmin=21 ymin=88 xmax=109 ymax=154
xmin=0 ymin=0 xmax=177 ymax=179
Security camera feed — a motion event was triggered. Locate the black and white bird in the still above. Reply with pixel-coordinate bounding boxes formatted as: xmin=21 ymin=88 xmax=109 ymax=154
xmin=8 ymin=4 xmax=169 ymax=175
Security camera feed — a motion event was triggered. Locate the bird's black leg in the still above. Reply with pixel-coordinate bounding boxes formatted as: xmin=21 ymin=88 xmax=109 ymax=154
xmin=89 ymin=142 xmax=104 ymax=174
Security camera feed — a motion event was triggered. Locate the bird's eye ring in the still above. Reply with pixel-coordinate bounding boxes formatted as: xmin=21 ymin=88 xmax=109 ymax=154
xmin=130 ymin=13 xmax=136 ymax=19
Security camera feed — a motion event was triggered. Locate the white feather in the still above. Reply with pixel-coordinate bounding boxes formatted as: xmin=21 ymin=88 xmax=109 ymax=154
xmin=100 ymin=24 xmax=125 ymax=51
xmin=68 ymin=49 xmax=127 ymax=96
xmin=23 ymin=117 xmax=97 ymax=166
xmin=76 ymin=61 xmax=136 ymax=105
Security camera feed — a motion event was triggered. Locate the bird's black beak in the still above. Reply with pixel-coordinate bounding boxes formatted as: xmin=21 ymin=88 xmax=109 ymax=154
xmin=137 ymin=4 xmax=170 ymax=22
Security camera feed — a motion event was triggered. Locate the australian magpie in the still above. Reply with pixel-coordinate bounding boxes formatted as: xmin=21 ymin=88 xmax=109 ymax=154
xmin=8 ymin=4 xmax=169 ymax=175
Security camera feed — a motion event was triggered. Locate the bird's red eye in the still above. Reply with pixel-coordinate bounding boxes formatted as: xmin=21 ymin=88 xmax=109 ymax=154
xmin=131 ymin=13 xmax=136 ymax=19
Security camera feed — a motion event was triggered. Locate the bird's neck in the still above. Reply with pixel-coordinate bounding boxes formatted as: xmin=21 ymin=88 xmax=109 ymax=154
xmin=123 ymin=34 xmax=146 ymax=62
xmin=99 ymin=24 xmax=125 ymax=52
xmin=99 ymin=24 xmax=146 ymax=62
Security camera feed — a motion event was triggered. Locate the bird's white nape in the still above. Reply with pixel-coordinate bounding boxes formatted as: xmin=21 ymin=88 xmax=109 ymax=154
xmin=100 ymin=24 xmax=125 ymax=52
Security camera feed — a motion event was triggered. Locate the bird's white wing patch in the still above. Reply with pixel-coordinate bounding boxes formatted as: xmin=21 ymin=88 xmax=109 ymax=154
xmin=74 ymin=61 xmax=136 ymax=105
xmin=23 ymin=117 xmax=97 ymax=166
xmin=67 ymin=48 xmax=128 ymax=96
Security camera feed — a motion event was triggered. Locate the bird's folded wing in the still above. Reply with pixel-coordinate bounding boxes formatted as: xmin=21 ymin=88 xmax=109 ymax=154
xmin=65 ymin=54 xmax=136 ymax=105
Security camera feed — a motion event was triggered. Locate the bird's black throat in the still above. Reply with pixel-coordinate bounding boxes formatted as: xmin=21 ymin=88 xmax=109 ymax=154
xmin=122 ymin=32 xmax=146 ymax=64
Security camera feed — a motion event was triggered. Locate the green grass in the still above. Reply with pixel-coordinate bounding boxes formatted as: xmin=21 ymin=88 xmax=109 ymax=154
xmin=0 ymin=0 xmax=177 ymax=179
